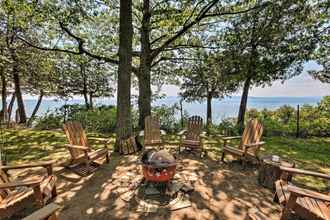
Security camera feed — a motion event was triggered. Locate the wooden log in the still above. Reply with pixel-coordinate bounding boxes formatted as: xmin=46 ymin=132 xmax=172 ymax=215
xmin=119 ymin=136 xmax=140 ymax=155
xmin=258 ymin=156 xmax=295 ymax=191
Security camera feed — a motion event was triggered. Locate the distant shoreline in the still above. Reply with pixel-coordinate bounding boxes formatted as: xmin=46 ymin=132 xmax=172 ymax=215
xmin=2 ymin=96 xmax=324 ymax=123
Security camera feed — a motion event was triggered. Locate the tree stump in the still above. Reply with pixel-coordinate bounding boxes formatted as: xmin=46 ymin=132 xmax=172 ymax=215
xmin=258 ymin=156 xmax=295 ymax=191
xmin=118 ymin=136 xmax=142 ymax=155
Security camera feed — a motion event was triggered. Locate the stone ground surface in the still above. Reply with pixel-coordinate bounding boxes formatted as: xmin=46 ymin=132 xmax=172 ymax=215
xmin=11 ymin=152 xmax=281 ymax=220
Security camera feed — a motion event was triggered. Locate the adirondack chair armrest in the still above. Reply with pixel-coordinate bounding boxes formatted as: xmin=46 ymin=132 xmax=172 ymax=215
xmin=102 ymin=139 xmax=112 ymax=148
xmin=1 ymin=161 xmax=55 ymax=175
xmin=222 ymin=136 xmax=242 ymax=141
xmin=287 ymin=185 xmax=330 ymax=202
xmin=177 ymin=129 xmax=187 ymax=136
xmin=65 ymin=144 xmax=89 ymax=151
xmin=160 ymin=130 xmax=167 ymax=135
xmin=200 ymin=132 xmax=207 ymax=138
xmin=0 ymin=179 xmax=43 ymax=190
xmin=279 ymin=166 xmax=330 ymax=180
xmin=243 ymin=141 xmax=266 ymax=148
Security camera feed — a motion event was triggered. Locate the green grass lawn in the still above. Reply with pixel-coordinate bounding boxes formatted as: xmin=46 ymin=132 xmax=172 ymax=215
xmin=1 ymin=128 xmax=329 ymax=189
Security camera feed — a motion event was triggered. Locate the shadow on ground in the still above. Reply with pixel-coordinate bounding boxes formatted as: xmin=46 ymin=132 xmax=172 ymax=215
xmin=48 ymin=152 xmax=281 ymax=220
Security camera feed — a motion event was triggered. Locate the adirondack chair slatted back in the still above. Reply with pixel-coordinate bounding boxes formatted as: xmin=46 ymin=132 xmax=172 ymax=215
xmin=63 ymin=121 xmax=90 ymax=159
xmin=239 ymin=119 xmax=263 ymax=155
xmin=144 ymin=116 xmax=161 ymax=145
xmin=186 ymin=116 xmax=203 ymax=142
xmin=0 ymin=169 xmax=10 ymax=201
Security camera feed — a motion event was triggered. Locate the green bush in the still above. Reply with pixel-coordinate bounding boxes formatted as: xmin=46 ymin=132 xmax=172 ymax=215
xmin=35 ymin=104 xmax=117 ymax=133
xmin=245 ymin=96 xmax=330 ymax=137
xmin=151 ymin=104 xmax=189 ymax=133
xmin=216 ymin=118 xmax=239 ymax=136
xmin=34 ymin=111 xmax=63 ymax=130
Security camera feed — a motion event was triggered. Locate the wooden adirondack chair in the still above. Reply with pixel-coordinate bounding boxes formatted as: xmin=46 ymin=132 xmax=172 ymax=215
xmin=178 ymin=116 xmax=205 ymax=156
xmin=274 ymin=166 xmax=330 ymax=220
xmin=220 ymin=119 xmax=265 ymax=167
xmin=0 ymin=161 xmax=57 ymax=219
xmin=63 ymin=121 xmax=110 ymax=176
xmin=141 ymin=115 xmax=166 ymax=149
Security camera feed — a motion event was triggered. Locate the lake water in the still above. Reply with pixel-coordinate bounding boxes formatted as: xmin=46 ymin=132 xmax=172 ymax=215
xmin=5 ymin=96 xmax=323 ymax=123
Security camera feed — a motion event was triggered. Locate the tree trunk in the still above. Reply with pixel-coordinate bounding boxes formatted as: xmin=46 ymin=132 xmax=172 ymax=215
xmin=138 ymin=0 xmax=152 ymax=129
xmin=237 ymin=77 xmax=251 ymax=133
xmin=179 ymin=98 xmax=184 ymax=129
xmin=115 ymin=0 xmax=133 ymax=152
xmin=8 ymin=92 xmax=15 ymax=122
xmin=13 ymin=65 xmax=27 ymax=124
xmin=1 ymin=70 xmax=8 ymax=122
xmin=206 ymin=92 xmax=212 ymax=130
xmin=81 ymin=64 xmax=89 ymax=109
xmin=89 ymin=93 xmax=93 ymax=109
xmin=27 ymin=90 xmax=44 ymax=127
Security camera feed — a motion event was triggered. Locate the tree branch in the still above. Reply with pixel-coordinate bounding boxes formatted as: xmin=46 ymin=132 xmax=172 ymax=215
xmin=151 ymin=1 xmax=271 ymax=59
xmin=17 ymin=36 xmax=82 ymax=55
xmin=151 ymin=0 xmax=220 ymax=59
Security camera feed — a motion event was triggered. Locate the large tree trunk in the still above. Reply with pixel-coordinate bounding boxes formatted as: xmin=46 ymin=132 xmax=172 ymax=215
xmin=115 ymin=0 xmax=133 ymax=152
xmin=1 ymin=70 xmax=8 ymax=122
xmin=27 ymin=90 xmax=44 ymax=127
xmin=8 ymin=92 xmax=15 ymax=122
xmin=138 ymin=0 xmax=152 ymax=129
xmin=13 ymin=65 xmax=27 ymax=124
xmin=237 ymin=76 xmax=251 ymax=133
xmin=206 ymin=92 xmax=212 ymax=130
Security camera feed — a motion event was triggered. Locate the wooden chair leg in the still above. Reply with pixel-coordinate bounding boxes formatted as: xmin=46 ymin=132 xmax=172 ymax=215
xmin=33 ymin=185 xmax=44 ymax=208
xmin=85 ymin=160 xmax=91 ymax=175
xmin=51 ymin=185 xmax=57 ymax=198
xmin=280 ymin=207 xmax=291 ymax=220
xmin=280 ymin=193 xmax=297 ymax=220
xmin=273 ymin=192 xmax=279 ymax=203
xmin=105 ymin=152 xmax=110 ymax=163
xmin=220 ymin=151 xmax=225 ymax=162
xmin=242 ymin=157 xmax=247 ymax=169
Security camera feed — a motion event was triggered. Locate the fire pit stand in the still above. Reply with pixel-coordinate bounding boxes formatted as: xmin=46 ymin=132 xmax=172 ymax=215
xmin=119 ymin=150 xmax=193 ymax=213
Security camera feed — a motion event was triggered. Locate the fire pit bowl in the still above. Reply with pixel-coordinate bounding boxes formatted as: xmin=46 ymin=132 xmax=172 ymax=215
xmin=141 ymin=150 xmax=176 ymax=182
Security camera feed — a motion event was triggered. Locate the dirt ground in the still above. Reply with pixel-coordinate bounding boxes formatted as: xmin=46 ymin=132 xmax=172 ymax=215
xmin=52 ymin=152 xmax=281 ymax=220
xmin=10 ymin=152 xmax=281 ymax=220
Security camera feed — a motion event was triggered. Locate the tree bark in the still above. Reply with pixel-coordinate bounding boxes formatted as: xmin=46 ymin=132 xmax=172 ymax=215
xmin=12 ymin=64 xmax=27 ymax=124
xmin=27 ymin=90 xmax=44 ymax=127
xmin=115 ymin=0 xmax=133 ymax=151
xmin=89 ymin=93 xmax=93 ymax=109
xmin=80 ymin=64 xmax=89 ymax=109
xmin=1 ymin=70 xmax=8 ymax=122
xmin=8 ymin=92 xmax=15 ymax=122
xmin=138 ymin=0 xmax=152 ymax=129
xmin=237 ymin=76 xmax=251 ymax=133
xmin=206 ymin=92 xmax=212 ymax=129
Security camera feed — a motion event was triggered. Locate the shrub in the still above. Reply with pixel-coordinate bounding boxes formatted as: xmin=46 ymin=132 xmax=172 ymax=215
xmin=151 ymin=104 xmax=188 ymax=133
xmin=34 ymin=111 xmax=63 ymax=130
xmin=70 ymin=107 xmax=117 ymax=133
xmin=217 ymin=118 xmax=239 ymax=136
xmin=35 ymin=104 xmax=117 ymax=133
xmin=244 ymin=96 xmax=330 ymax=137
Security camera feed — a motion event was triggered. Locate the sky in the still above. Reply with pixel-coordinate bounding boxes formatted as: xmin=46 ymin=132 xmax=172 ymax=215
xmin=23 ymin=62 xmax=329 ymax=100
xmin=160 ymin=62 xmax=330 ymax=97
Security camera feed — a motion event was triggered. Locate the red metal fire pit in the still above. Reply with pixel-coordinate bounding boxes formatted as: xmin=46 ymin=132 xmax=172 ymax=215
xmin=141 ymin=150 xmax=176 ymax=182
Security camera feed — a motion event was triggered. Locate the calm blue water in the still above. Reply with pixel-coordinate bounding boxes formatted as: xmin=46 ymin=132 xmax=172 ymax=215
xmin=4 ymin=96 xmax=322 ymax=123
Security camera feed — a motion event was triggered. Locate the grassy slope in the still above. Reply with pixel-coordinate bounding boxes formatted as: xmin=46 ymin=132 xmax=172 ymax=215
xmin=2 ymin=128 xmax=329 ymax=189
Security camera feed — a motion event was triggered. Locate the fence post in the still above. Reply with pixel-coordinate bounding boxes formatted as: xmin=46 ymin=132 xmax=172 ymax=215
xmin=296 ymin=105 xmax=300 ymax=138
